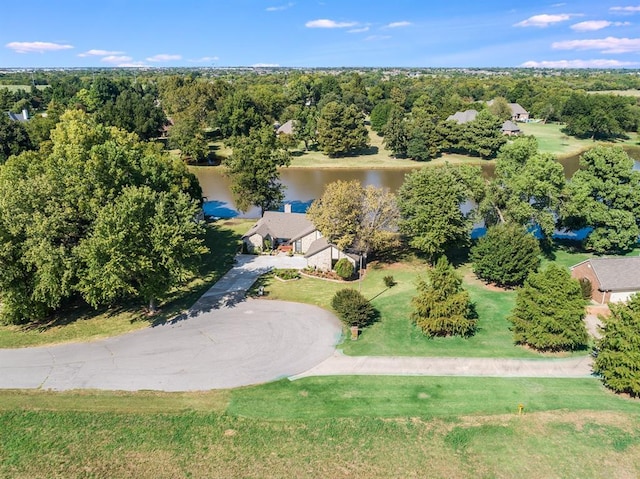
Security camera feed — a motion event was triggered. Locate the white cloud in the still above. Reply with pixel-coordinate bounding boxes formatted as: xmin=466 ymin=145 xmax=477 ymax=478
xmin=385 ymin=21 xmax=411 ymax=28
xmin=365 ymin=35 xmax=392 ymax=41
xmin=252 ymin=63 xmax=280 ymax=67
xmin=552 ymin=3 xmax=567 ymax=7
xmin=101 ymin=55 xmax=133 ymax=64
xmin=6 ymin=41 xmax=73 ymax=53
xmin=117 ymin=61 xmax=148 ymax=68
xmin=571 ymin=20 xmax=630 ymax=31
xmin=552 ymin=36 xmax=640 ymax=53
xmin=266 ymin=2 xmax=294 ymax=11
xmin=348 ymin=26 xmax=370 ymax=33
xmin=514 ymin=13 xmax=576 ymax=27
xmin=188 ymin=56 xmax=220 ymax=63
xmin=305 ymin=19 xmax=358 ymax=28
xmin=610 ymin=6 xmax=640 ymax=13
xmin=78 ymin=49 xmax=124 ymax=57
xmin=521 ymin=58 xmax=637 ymax=68
xmin=146 ymin=53 xmax=182 ymax=62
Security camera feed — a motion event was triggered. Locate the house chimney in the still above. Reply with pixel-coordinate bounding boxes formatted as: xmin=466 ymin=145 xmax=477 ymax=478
xmin=284 ymin=203 xmax=292 ymax=214
xmin=22 ymin=109 xmax=28 ymax=121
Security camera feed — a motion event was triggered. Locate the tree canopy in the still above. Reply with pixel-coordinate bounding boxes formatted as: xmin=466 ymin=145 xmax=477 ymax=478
xmin=316 ymin=101 xmax=369 ymax=157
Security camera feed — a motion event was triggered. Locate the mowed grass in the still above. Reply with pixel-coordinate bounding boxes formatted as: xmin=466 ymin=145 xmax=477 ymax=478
xmin=0 ymin=219 xmax=254 ymax=348
xmin=1 ymin=381 xmax=639 ymax=478
xmin=262 ymin=259 xmax=542 ymax=358
xmin=0 ymin=84 xmax=49 ymax=92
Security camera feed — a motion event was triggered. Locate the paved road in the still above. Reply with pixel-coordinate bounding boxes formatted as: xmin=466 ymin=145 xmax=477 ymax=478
xmin=291 ymin=351 xmax=594 ymax=380
xmin=0 ymin=300 xmax=342 ymax=391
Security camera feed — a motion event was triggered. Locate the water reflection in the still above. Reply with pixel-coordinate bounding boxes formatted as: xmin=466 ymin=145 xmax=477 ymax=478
xmin=195 ymin=147 xmax=640 ymax=219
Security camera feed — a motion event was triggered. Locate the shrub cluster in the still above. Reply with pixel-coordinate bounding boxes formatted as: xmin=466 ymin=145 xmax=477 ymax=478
xmin=272 ymin=268 xmax=300 ymax=280
xmin=334 ymin=258 xmax=355 ymax=280
xmin=331 ymin=288 xmax=377 ymax=328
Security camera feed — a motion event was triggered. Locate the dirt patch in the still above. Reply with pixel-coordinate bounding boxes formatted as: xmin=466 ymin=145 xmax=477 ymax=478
xmin=587 ymin=304 xmax=611 ymax=317
xmin=464 ymin=272 xmax=512 ymax=292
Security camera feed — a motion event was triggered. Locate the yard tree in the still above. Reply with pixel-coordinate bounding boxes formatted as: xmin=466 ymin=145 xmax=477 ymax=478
xmin=316 ymin=101 xmax=369 ymax=157
xmin=470 ymin=223 xmax=540 ymax=288
xmin=560 ymin=146 xmax=640 ymax=253
xmin=482 ymin=137 xmax=565 ymax=239
xmin=0 ymin=113 xmax=33 ymax=163
xmin=382 ymin=107 xmax=409 ymax=158
xmin=292 ymin=105 xmax=318 ymax=151
xmin=76 ymin=186 xmax=207 ymax=312
xmin=508 ymin=264 xmax=588 ymax=352
xmin=397 ymin=164 xmax=483 ymax=261
xmin=488 ymin=97 xmax=512 ymax=121
xmin=0 ymin=110 xmax=203 ymax=324
xmin=457 ymin=110 xmax=506 ymax=159
xmin=225 ymin=125 xmax=291 ymax=215
xmin=594 ymin=294 xmax=640 ymax=397
xmin=405 ymin=107 xmax=443 ymax=161
xmin=411 ymin=256 xmax=477 ymax=337
xmin=370 ymin=101 xmax=393 ymax=132
xmin=307 ymin=180 xmax=399 ymax=255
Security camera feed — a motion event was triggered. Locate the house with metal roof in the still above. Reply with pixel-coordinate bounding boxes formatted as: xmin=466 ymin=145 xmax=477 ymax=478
xmin=570 ymin=257 xmax=640 ymax=303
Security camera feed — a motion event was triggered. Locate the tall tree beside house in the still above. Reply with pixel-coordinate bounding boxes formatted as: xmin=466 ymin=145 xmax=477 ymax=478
xmin=307 ymin=180 xmax=400 ymax=255
xmin=0 ymin=113 xmax=33 ymax=164
xmin=594 ymin=294 xmax=640 ymax=397
xmin=457 ymin=110 xmax=507 ymax=159
xmin=0 ymin=110 xmax=204 ymax=324
xmin=508 ymin=264 xmax=588 ymax=352
xmin=397 ymin=164 xmax=483 ymax=261
xmin=411 ymin=256 xmax=477 ymax=337
xmin=225 ymin=125 xmax=291 ymax=215
xmin=560 ymin=146 xmax=640 ymax=253
xmin=488 ymin=97 xmax=513 ymax=121
xmin=316 ymin=101 xmax=369 ymax=157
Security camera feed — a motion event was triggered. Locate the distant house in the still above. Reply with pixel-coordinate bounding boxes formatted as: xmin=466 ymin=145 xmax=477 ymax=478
xmin=501 ymin=120 xmax=521 ymax=136
xmin=6 ymin=109 xmax=29 ymax=122
xmin=508 ymin=103 xmax=529 ymax=122
xmin=571 ymin=257 xmax=640 ymax=303
xmin=242 ymin=205 xmax=360 ymax=271
xmin=276 ymin=119 xmax=294 ymax=135
xmin=446 ymin=109 xmax=478 ymax=124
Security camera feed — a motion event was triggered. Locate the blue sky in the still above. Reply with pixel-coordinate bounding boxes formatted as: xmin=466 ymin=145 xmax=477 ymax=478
xmin=1 ymin=1 xmax=639 ymax=68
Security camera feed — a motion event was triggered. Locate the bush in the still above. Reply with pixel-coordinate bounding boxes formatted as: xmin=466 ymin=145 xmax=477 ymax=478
xmin=579 ymin=277 xmax=592 ymax=299
xmin=272 ymin=268 xmax=300 ymax=280
xmin=331 ymin=288 xmax=377 ymax=328
xmin=334 ymin=258 xmax=354 ymax=280
xmin=470 ymin=224 xmax=540 ymax=287
xmin=383 ymin=275 xmax=396 ymax=288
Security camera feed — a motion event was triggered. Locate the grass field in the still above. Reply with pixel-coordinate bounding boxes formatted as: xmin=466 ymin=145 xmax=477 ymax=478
xmin=1 ymin=379 xmax=639 ymax=478
xmin=0 ymin=219 xmax=254 ymax=348
xmin=0 ymin=84 xmax=49 ymax=92
xmin=587 ymin=89 xmax=640 ymax=97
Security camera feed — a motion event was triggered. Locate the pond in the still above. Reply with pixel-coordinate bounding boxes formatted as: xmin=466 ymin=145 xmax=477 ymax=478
xmin=195 ymin=146 xmax=640 ymax=219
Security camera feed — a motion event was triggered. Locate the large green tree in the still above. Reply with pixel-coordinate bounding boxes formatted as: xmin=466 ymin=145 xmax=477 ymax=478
xmin=482 ymin=137 xmax=565 ymax=239
xmin=397 ymin=164 xmax=483 ymax=260
xmin=77 ymin=186 xmax=206 ymax=312
xmin=470 ymin=223 xmax=540 ymax=288
xmin=306 ymin=180 xmax=399 ymax=255
xmin=594 ymin=294 xmax=640 ymax=397
xmin=382 ymin=107 xmax=409 ymax=158
xmin=0 ymin=110 xmax=204 ymax=324
xmin=411 ymin=256 xmax=476 ymax=337
xmin=0 ymin=114 xmax=33 ymax=163
xmin=508 ymin=264 xmax=588 ymax=352
xmin=225 ymin=125 xmax=290 ymax=215
xmin=560 ymin=146 xmax=640 ymax=253
xmin=316 ymin=101 xmax=369 ymax=157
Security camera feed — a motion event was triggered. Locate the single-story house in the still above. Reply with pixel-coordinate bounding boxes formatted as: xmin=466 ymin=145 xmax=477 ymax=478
xmin=242 ymin=205 xmax=361 ymax=271
xmin=501 ymin=120 xmax=521 ymax=136
xmin=571 ymin=257 xmax=640 ymax=303
xmin=446 ymin=109 xmax=478 ymax=124
xmin=6 ymin=109 xmax=29 ymax=122
xmin=508 ymin=103 xmax=529 ymax=122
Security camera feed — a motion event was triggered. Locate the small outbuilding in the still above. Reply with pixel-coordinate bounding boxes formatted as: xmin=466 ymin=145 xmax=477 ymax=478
xmin=501 ymin=120 xmax=521 ymax=136
xmin=570 ymin=257 xmax=640 ymax=303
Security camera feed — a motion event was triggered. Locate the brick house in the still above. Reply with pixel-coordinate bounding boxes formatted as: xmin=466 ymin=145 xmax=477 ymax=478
xmin=570 ymin=257 xmax=640 ymax=303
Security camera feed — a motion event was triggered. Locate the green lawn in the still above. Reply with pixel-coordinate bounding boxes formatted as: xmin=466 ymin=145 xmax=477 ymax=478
xmin=1 ymin=381 xmax=638 ymax=478
xmin=0 ymin=84 xmax=49 ymax=92
xmin=0 ymin=219 xmax=254 ymax=348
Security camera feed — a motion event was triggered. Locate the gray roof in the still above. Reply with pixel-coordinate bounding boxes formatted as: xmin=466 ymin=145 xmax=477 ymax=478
xmin=304 ymin=237 xmax=361 ymax=262
xmin=243 ymin=211 xmax=315 ymax=241
xmin=509 ymin=103 xmax=528 ymax=115
xmin=6 ymin=111 xmax=28 ymax=122
xmin=276 ymin=119 xmax=294 ymax=135
xmin=446 ymin=109 xmax=478 ymax=124
xmin=577 ymin=257 xmax=640 ymax=291
xmin=501 ymin=120 xmax=520 ymax=132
